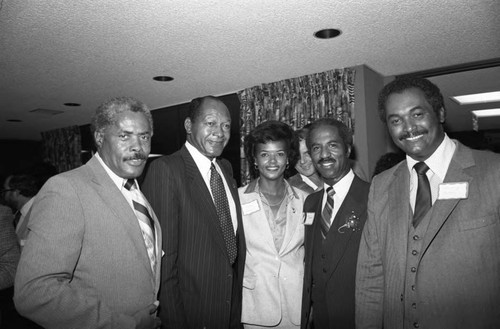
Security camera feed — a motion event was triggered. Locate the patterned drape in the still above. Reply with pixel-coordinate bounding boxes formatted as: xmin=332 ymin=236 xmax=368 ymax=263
xmin=41 ymin=125 xmax=82 ymax=173
xmin=237 ymin=68 xmax=356 ymax=185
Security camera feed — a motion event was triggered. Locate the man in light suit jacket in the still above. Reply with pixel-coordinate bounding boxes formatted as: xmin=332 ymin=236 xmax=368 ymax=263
xmin=355 ymin=77 xmax=500 ymax=329
xmin=14 ymin=97 xmax=162 ymax=329
xmin=301 ymin=118 xmax=370 ymax=329
xmin=142 ymin=96 xmax=246 ymax=328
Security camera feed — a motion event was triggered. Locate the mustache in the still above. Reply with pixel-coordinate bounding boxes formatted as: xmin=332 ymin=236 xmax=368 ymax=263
xmin=318 ymin=157 xmax=336 ymax=165
xmin=124 ymin=153 xmax=148 ymax=161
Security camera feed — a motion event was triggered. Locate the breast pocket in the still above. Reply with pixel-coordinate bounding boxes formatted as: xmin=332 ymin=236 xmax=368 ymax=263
xmin=459 ymin=214 xmax=498 ymax=231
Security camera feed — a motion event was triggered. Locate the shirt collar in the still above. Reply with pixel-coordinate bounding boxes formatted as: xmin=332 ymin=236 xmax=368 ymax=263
xmin=95 ymin=152 xmax=134 ymax=191
xmin=185 ymin=141 xmax=214 ymax=176
xmin=244 ymin=177 xmax=299 ymax=199
xmin=20 ymin=197 xmax=34 ymax=216
xmin=406 ymin=133 xmax=456 ymax=180
xmin=322 ymin=169 xmax=355 ymax=197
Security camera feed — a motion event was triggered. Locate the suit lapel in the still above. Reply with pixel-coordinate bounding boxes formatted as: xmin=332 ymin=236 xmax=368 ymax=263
xmin=388 ymin=163 xmax=411 ymax=277
xmin=181 ymin=148 xmax=229 ymax=261
xmin=279 ymin=193 xmax=300 ymax=255
xmin=303 ymin=191 xmax=323 ymax=267
xmin=325 ymin=177 xmax=366 ymax=277
xmin=421 ymin=145 xmax=473 ymax=256
xmin=87 ymin=157 xmax=154 ymax=279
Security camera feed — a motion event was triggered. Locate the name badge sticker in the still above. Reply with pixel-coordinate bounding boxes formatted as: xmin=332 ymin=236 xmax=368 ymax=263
xmin=242 ymin=200 xmax=260 ymax=215
xmin=303 ymin=212 xmax=315 ymax=225
xmin=437 ymin=182 xmax=469 ymax=200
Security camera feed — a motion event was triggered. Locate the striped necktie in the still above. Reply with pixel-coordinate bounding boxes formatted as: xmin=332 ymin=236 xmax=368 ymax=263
xmin=320 ymin=186 xmax=335 ymax=239
xmin=210 ymin=164 xmax=237 ymax=264
xmin=125 ymin=179 xmax=156 ymax=272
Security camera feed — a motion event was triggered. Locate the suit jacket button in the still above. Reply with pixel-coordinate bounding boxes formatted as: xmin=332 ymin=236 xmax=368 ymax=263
xmin=323 ymin=268 xmax=327 ymax=273
xmin=413 ymin=322 xmax=420 ymax=328
xmin=411 ymin=267 xmax=417 ymax=273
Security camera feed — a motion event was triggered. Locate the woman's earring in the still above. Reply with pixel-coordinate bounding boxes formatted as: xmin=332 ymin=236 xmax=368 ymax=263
xmin=254 ymin=163 xmax=258 ymax=170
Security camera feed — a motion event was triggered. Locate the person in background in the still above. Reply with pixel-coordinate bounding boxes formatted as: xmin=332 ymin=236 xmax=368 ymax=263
xmin=288 ymin=125 xmax=322 ymax=194
xmin=372 ymin=151 xmax=405 ymax=177
xmin=239 ymin=121 xmax=308 ymax=328
xmin=300 ymin=118 xmax=370 ymax=329
xmin=14 ymin=97 xmax=162 ymax=329
xmin=355 ymin=77 xmax=500 ymax=329
xmin=142 ymin=95 xmax=246 ymax=329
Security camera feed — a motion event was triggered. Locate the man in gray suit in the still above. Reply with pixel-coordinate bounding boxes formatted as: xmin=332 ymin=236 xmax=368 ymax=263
xmin=14 ymin=97 xmax=162 ymax=329
xmin=355 ymin=77 xmax=500 ymax=329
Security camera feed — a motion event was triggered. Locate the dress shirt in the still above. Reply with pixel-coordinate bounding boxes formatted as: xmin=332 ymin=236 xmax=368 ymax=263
xmin=15 ymin=197 xmax=34 ymax=233
xmin=300 ymin=174 xmax=319 ymax=191
xmin=185 ymin=141 xmax=238 ymax=233
xmin=406 ymin=134 xmax=456 ymax=210
xmin=321 ymin=169 xmax=355 ymax=223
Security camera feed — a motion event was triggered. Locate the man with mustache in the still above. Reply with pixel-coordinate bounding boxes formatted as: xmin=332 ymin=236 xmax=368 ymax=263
xmin=14 ymin=97 xmax=162 ymax=329
xmin=300 ymin=118 xmax=370 ymax=329
xmin=142 ymin=96 xmax=246 ymax=328
xmin=355 ymin=77 xmax=500 ymax=329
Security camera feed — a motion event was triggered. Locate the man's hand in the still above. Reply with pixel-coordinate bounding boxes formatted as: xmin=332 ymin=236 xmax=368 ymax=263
xmin=133 ymin=301 xmax=161 ymax=329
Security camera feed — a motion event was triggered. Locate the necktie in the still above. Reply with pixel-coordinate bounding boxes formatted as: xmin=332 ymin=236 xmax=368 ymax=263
xmin=413 ymin=162 xmax=431 ymax=227
xmin=125 ymin=179 xmax=156 ymax=272
xmin=320 ymin=186 xmax=335 ymax=239
xmin=210 ymin=164 xmax=237 ymax=264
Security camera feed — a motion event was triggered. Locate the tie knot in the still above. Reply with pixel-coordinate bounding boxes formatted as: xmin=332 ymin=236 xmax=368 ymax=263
xmin=124 ymin=179 xmax=135 ymax=191
xmin=326 ymin=186 xmax=335 ymax=197
xmin=414 ymin=162 xmax=429 ymax=175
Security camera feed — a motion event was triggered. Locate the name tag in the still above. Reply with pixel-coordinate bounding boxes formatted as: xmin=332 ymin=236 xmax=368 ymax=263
xmin=303 ymin=212 xmax=315 ymax=225
xmin=437 ymin=182 xmax=469 ymax=200
xmin=242 ymin=200 xmax=260 ymax=215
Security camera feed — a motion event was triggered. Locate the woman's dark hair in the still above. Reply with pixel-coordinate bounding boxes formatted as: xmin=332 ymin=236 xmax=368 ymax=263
xmin=244 ymin=120 xmax=299 ymax=179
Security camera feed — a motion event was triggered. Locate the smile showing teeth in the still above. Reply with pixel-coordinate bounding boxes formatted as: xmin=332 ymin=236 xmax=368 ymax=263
xmin=405 ymin=134 xmax=423 ymax=141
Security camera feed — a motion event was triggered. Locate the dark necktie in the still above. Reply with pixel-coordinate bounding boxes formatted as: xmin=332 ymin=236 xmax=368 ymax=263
xmin=320 ymin=186 xmax=335 ymax=239
xmin=125 ymin=179 xmax=156 ymax=271
xmin=413 ymin=162 xmax=431 ymax=227
xmin=210 ymin=164 xmax=237 ymax=264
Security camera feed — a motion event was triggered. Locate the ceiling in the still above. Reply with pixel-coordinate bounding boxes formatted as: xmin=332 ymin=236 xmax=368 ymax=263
xmin=1 ymin=0 xmax=499 ymax=141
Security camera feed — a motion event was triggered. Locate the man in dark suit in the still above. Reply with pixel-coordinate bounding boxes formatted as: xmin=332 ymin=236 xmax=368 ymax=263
xmin=300 ymin=118 xmax=369 ymax=329
xmin=355 ymin=77 xmax=500 ymax=329
xmin=14 ymin=97 xmax=162 ymax=329
xmin=142 ymin=96 xmax=246 ymax=328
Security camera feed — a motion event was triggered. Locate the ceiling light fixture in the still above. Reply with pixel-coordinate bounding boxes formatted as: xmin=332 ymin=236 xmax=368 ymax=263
xmin=450 ymin=91 xmax=500 ymax=105
xmin=153 ymin=76 xmax=174 ymax=82
xmin=314 ymin=28 xmax=341 ymax=39
xmin=64 ymin=103 xmax=81 ymax=107
xmin=471 ymin=108 xmax=500 ymax=118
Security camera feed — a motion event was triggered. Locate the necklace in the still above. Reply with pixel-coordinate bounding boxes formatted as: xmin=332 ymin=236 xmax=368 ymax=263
xmin=262 ymin=191 xmax=286 ymax=207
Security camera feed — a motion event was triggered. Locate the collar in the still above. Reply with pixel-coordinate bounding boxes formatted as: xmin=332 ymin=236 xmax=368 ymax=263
xmin=244 ymin=177 xmax=299 ymax=199
xmin=406 ymin=133 xmax=456 ymax=180
xmin=95 ymin=153 xmax=135 ymax=191
xmin=322 ymin=169 xmax=355 ymax=195
xmin=185 ymin=141 xmax=214 ymax=177
xmin=20 ymin=197 xmax=34 ymax=216
xmin=300 ymin=174 xmax=319 ymax=190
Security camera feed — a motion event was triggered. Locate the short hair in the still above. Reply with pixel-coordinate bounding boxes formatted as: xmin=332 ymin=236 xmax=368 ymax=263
xmin=295 ymin=123 xmax=312 ymax=142
xmin=305 ymin=118 xmax=353 ymax=152
xmin=7 ymin=174 xmax=39 ymax=198
xmin=378 ymin=76 xmax=445 ymax=122
xmin=187 ymin=95 xmax=223 ymax=123
xmin=244 ymin=120 xmax=299 ymax=179
xmin=90 ymin=97 xmax=153 ymax=143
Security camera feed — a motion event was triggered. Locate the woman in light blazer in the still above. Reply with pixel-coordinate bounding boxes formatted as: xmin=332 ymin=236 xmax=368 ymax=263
xmin=239 ymin=121 xmax=308 ymax=328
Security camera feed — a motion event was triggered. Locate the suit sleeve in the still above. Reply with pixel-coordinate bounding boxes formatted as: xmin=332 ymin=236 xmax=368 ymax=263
xmin=0 ymin=211 xmax=19 ymax=290
xmin=14 ymin=176 xmax=136 ymax=329
xmin=142 ymin=158 xmax=188 ymax=328
xmin=355 ymin=181 xmax=384 ymax=329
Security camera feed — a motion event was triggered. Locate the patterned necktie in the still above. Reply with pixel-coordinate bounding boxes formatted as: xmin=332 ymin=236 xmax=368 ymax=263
xmin=125 ymin=179 xmax=156 ymax=272
xmin=413 ymin=162 xmax=431 ymax=227
xmin=320 ymin=186 xmax=335 ymax=239
xmin=210 ymin=164 xmax=237 ymax=264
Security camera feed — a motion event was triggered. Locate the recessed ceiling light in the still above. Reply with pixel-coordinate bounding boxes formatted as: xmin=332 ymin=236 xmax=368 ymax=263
xmin=471 ymin=108 xmax=500 ymax=118
xmin=64 ymin=103 xmax=81 ymax=107
xmin=450 ymin=91 xmax=500 ymax=105
xmin=314 ymin=28 xmax=341 ymax=39
xmin=153 ymin=76 xmax=174 ymax=82
xmin=7 ymin=119 xmax=22 ymax=122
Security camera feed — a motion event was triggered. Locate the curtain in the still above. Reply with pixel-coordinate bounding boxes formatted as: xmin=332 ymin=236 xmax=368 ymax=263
xmin=237 ymin=68 xmax=356 ymax=185
xmin=41 ymin=125 xmax=82 ymax=173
